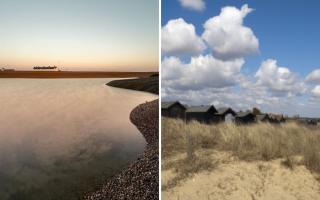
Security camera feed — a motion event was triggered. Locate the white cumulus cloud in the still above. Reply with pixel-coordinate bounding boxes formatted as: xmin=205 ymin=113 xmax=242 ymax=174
xmin=178 ymin=0 xmax=205 ymax=11
xmin=255 ymin=59 xmax=305 ymax=96
xmin=162 ymin=18 xmax=206 ymax=56
xmin=311 ymin=85 xmax=320 ymax=97
xmin=162 ymin=55 xmax=244 ymax=90
xmin=306 ymin=69 xmax=320 ymax=83
xmin=202 ymin=4 xmax=259 ymax=60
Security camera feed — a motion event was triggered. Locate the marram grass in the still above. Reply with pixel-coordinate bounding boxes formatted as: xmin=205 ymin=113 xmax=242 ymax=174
xmin=162 ymin=118 xmax=320 ymax=172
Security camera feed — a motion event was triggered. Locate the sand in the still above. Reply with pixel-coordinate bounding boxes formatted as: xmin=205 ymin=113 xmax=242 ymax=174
xmin=162 ymin=150 xmax=320 ymax=200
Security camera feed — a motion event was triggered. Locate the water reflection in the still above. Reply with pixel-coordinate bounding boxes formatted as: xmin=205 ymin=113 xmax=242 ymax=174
xmin=0 ymin=79 xmax=156 ymax=200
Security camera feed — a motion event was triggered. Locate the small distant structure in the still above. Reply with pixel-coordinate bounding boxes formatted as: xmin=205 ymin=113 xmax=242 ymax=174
xmin=297 ymin=117 xmax=319 ymax=126
xmin=186 ymin=105 xmax=221 ymax=124
xmin=256 ymin=114 xmax=271 ymax=123
xmin=235 ymin=111 xmax=255 ymax=124
xmin=33 ymin=66 xmax=58 ymax=71
xmin=217 ymin=107 xmax=236 ymax=122
xmin=161 ymin=101 xmax=186 ymax=119
xmin=161 ymin=100 xmax=291 ymax=126
xmin=1 ymin=67 xmax=15 ymax=72
xmin=268 ymin=113 xmax=286 ymax=123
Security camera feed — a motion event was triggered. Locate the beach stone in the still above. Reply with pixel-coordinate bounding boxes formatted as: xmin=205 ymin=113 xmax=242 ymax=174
xmin=84 ymin=99 xmax=159 ymax=200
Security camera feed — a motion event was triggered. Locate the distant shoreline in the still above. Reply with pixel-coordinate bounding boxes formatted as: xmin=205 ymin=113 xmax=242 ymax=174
xmin=107 ymin=76 xmax=159 ymax=95
xmin=0 ymin=71 xmax=157 ymax=78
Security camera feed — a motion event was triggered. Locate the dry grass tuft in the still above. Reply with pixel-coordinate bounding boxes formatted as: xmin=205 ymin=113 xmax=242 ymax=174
xmin=162 ymin=118 xmax=320 ymax=173
xmin=281 ymin=156 xmax=295 ymax=170
xmin=162 ymin=152 xmax=217 ymax=190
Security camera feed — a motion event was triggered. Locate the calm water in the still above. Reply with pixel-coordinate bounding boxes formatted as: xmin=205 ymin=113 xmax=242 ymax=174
xmin=0 ymin=79 xmax=157 ymax=200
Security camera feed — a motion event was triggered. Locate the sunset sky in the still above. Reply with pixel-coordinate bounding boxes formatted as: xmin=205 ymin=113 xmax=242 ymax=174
xmin=0 ymin=0 xmax=158 ymax=71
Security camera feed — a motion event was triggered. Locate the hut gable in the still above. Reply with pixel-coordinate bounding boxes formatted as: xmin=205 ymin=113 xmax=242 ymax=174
xmin=161 ymin=101 xmax=176 ymax=109
xmin=186 ymin=105 xmax=217 ymax=113
xmin=235 ymin=111 xmax=255 ymax=124
xmin=268 ymin=113 xmax=286 ymax=123
xmin=256 ymin=114 xmax=271 ymax=122
xmin=217 ymin=107 xmax=236 ymax=116
xmin=186 ymin=105 xmax=221 ymax=124
xmin=161 ymin=101 xmax=186 ymax=119
xmin=217 ymin=107 xmax=236 ymax=122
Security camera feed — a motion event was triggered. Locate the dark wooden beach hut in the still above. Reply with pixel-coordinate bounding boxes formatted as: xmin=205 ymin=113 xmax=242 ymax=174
xmin=217 ymin=107 xmax=236 ymax=122
xmin=161 ymin=101 xmax=186 ymax=119
xmin=235 ymin=111 xmax=255 ymax=124
xmin=186 ymin=105 xmax=221 ymax=124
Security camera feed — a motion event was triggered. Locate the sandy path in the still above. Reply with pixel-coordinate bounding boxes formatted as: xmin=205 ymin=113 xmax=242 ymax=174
xmin=162 ymin=150 xmax=320 ymax=200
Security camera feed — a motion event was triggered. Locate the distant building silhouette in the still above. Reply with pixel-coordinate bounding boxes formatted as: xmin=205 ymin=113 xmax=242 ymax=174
xmin=33 ymin=66 xmax=58 ymax=71
xmin=1 ymin=67 xmax=15 ymax=71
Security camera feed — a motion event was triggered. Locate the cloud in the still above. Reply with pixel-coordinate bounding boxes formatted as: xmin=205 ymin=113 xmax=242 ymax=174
xmin=255 ymin=59 xmax=305 ymax=97
xmin=162 ymin=55 xmax=244 ymax=91
xmin=161 ymin=84 xmax=291 ymax=113
xmin=306 ymin=69 xmax=320 ymax=83
xmin=161 ymin=56 xmax=316 ymax=116
xmin=178 ymin=0 xmax=205 ymax=11
xmin=311 ymin=85 xmax=320 ymax=97
xmin=202 ymin=4 xmax=259 ymax=60
xmin=161 ymin=18 xmax=206 ymax=56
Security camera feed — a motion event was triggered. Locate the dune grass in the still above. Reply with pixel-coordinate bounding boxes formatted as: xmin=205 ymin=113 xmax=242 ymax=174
xmin=162 ymin=118 xmax=320 ymax=173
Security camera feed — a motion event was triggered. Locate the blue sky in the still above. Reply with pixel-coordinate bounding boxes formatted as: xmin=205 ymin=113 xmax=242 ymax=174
xmin=161 ymin=0 xmax=320 ymax=117
xmin=162 ymin=0 xmax=320 ymax=76
xmin=0 ymin=0 xmax=158 ymax=71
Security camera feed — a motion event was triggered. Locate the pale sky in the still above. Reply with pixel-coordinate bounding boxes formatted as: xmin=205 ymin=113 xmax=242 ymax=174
xmin=0 ymin=0 xmax=159 ymax=71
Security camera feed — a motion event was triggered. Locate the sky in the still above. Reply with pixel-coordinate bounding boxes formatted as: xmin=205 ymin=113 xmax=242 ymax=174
xmin=161 ymin=0 xmax=320 ymax=117
xmin=0 ymin=0 xmax=158 ymax=71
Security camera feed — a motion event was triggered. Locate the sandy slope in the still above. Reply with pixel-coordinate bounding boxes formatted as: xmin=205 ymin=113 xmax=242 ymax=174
xmin=162 ymin=150 xmax=320 ymax=200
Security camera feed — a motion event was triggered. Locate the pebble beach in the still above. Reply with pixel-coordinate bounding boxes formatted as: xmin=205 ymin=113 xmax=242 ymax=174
xmin=85 ymin=99 xmax=159 ymax=200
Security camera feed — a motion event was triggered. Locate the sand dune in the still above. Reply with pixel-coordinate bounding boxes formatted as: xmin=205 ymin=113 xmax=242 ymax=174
xmin=162 ymin=150 xmax=320 ymax=200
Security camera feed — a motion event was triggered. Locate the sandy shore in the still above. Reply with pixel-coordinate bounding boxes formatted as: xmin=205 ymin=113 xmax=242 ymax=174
xmin=0 ymin=71 xmax=156 ymax=78
xmin=162 ymin=150 xmax=320 ymax=200
xmin=85 ymin=99 xmax=159 ymax=200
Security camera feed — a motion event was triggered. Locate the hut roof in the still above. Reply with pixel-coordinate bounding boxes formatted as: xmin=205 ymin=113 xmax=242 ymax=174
xmin=236 ymin=111 xmax=253 ymax=117
xmin=161 ymin=101 xmax=186 ymax=110
xmin=186 ymin=105 xmax=217 ymax=113
xmin=217 ymin=107 xmax=235 ymax=115
xmin=256 ymin=114 xmax=269 ymax=121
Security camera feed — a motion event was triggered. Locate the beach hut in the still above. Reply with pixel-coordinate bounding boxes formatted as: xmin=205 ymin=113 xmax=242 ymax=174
xmin=256 ymin=114 xmax=271 ymax=123
xmin=186 ymin=105 xmax=221 ymax=124
xmin=268 ymin=113 xmax=286 ymax=123
xmin=161 ymin=101 xmax=186 ymax=119
xmin=235 ymin=111 xmax=255 ymax=124
xmin=298 ymin=118 xmax=318 ymax=125
xmin=217 ymin=107 xmax=236 ymax=122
